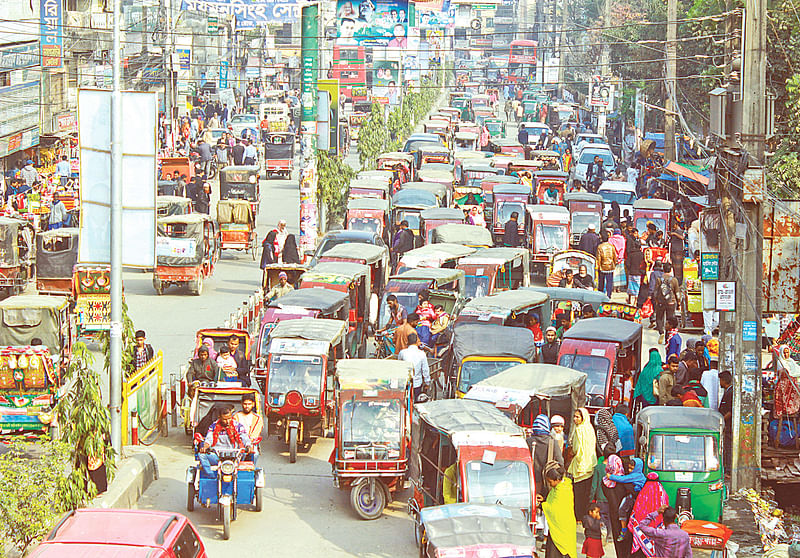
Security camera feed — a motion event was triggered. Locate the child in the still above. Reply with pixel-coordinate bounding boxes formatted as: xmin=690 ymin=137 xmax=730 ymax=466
xmin=582 ymin=503 xmax=605 ymax=558
xmin=607 ymin=457 xmax=646 ymax=541
xmin=550 ymin=415 xmax=566 ymax=453
xmin=216 ymin=346 xmax=238 ymax=381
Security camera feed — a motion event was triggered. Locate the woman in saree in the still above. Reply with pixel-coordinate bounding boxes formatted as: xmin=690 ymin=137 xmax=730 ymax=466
xmin=628 ymin=472 xmax=670 ymax=557
xmin=633 ymin=348 xmax=662 ymax=411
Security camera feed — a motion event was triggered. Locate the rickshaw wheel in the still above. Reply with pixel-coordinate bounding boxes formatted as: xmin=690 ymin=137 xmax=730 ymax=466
xmin=153 ymin=278 xmax=163 ymax=295
xmin=255 ymin=486 xmax=263 ymax=512
xmin=288 ymin=427 xmax=298 ymax=463
xmin=187 ymin=483 xmax=195 ymax=512
xmin=191 ymin=275 xmax=204 ymax=296
xmin=350 ymin=480 xmax=386 ymax=520
xmin=222 ymin=503 xmax=231 ymax=540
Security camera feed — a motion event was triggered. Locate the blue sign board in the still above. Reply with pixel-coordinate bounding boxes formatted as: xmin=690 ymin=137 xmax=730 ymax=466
xmin=219 ymin=61 xmax=229 ymax=89
xmin=40 ymin=0 xmax=63 ymax=68
xmin=742 ymin=320 xmax=757 ymax=342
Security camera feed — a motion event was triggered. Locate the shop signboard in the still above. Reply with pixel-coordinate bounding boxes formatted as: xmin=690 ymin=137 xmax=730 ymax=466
xmin=700 ymin=252 xmax=719 ymax=280
xmin=336 ymin=0 xmax=410 ymax=46
xmin=715 ymin=281 xmax=735 ymax=312
xmin=40 ymin=0 xmax=63 ymax=68
xmin=0 ymin=42 xmax=39 ymax=71
xmin=180 ymin=0 xmax=301 ymax=26
xmin=177 ymin=48 xmax=191 ymax=71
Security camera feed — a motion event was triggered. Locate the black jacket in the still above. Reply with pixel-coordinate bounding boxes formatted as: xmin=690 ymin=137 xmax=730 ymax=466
xmin=582 ymin=515 xmax=603 ymax=540
xmin=231 ymin=144 xmax=245 ymax=165
xmin=539 ymin=340 xmax=560 ymax=364
xmin=231 ymin=348 xmax=250 ymax=386
xmin=503 ymin=219 xmax=520 ymax=247
xmin=527 ymin=433 xmax=563 ymax=498
xmin=578 ymin=231 xmax=601 ymax=255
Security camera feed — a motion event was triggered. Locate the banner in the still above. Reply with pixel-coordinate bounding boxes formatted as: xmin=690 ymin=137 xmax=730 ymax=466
xmin=336 ymin=0 xmax=410 ymax=46
xmin=180 ymin=0 xmax=301 ymax=27
xmin=40 ymin=0 xmax=63 ymax=68
xmin=372 ymin=60 xmax=399 ymax=105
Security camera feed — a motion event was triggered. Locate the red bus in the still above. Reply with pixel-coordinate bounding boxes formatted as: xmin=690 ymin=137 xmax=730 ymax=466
xmin=332 ymin=45 xmax=367 ymax=102
xmin=509 ymin=40 xmax=537 ymax=65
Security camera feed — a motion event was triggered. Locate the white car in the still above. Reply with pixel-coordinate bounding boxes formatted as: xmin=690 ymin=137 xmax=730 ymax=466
xmin=573 ymin=132 xmax=605 ymax=147
xmin=597 ymin=180 xmax=637 ymax=220
xmin=519 ymin=122 xmax=552 ymax=144
xmin=229 ymin=113 xmax=259 ymax=138
xmin=572 ymin=145 xmax=615 ymax=189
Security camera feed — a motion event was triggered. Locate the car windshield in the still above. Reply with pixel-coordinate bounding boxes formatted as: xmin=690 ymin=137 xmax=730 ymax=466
xmin=496 ymin=201 xmax=525 ymax=225
xmin=600 ymin=190 xmax=636 ymax=206
xmin=635 ymin=218 xmax=667 ymax=235
xmin=267 ymin=355 xmax=323 ymax=396
xmin=459 ymin=359 xmax=520 ymax=393
xmin=486 ymin=122 xmax=502 ymax=133
xmin=465 ymin=460 xmax=531 ymax=509
xmin=572 ymin=212 xmax=601 ymax=235
xmin=578 ymin=150 xmax=614 ymax=166
xmin=465 ymin=275 xmax=492 ymax=299
xmin=348 ymin=217 xmax=381 ymax=234
xmin=648 ymin=435 xmax=719 ymax=472
xmin=535 ymin=224 xmax=569 ymax=253
xmin=232 ymin=114 xmax=257 ymax=124
xmin=378 ymin=292 xmax=419 ymax=328
xmin=397 ymin=210 xmax=421 ymax=230
xmin=558 ymin=354 xmax=609 ymax=398
xmin=341 ymin=399 xmax=401 ymax=449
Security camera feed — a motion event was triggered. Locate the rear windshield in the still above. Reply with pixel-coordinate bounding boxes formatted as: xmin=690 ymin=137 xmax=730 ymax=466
xmin=579 ymin=151 xmax=614 ymax=166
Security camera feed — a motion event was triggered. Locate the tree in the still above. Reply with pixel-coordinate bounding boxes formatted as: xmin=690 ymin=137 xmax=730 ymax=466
xmin=356 ymin=102 xmax=389 ymax=169
xmin=100 ymin=299 xmax=136 ymax=380
xmin=317 ymin=150 xmax=356 ymax=223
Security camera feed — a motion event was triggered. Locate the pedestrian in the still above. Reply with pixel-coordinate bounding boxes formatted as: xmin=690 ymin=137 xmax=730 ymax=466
xmin=539 ymin=463 xmax=578 ymax=558
xmin=231 ymin=140 xmax=245 ymax=165
xmin=596 ymin=231 xmax=617 ymax=298
xmin=193 ymin=182 xmax=211 ymax=214
xmin=653 ymin=264 xmax=679 ymax=342
xmin=551 ymin=415 xmax=566 ymax=453
xmin=625 ymin=230 xmax=644 ymax=305
xmin=701 ymin=365 xmax=721 ymax=410
xmin=676 ymin=350 xmax=697 ymax=385
xmin=194 ymin=138 xmax=213 ymax=175
xmin=684 ymin=368 xmax=709 ymax=406
xmin=243 ymin=139 xmax=258 ymax=165
xmin=398 ymin=332 xmax=430 ymax=402
xmin=21 ymin=160 xmax=39 ymax=188
xmin=503 ymin=211 xmax=521 ymax=247
xmin=718 ymin=371 xmax=733 ymax=471
xmin=594 ymin=408 xmax=620 ymax=455
xmin=582 ymin=503 xmax=605 ymax=558
xmin=665 ymin=316 xmax=682 ymax=359
xmin=393 ymin=312 xmax=419 ymax=353
xmin=608 ymin=457 xmax=647 ymax=541
xmin=55 ymin=155 xmax=71 ymax=188
xmin=48 ymin=198 xmax=68 ymax=230
xmin=259 ymin=230 xmax=277 ymax=270
xmin=633 ymin=348 xmax=662 ymax=410
xmin=132 ymin=330 xmax=154 ymax=372
xmin=539 ymin=327 xmax=561 ymax=364
xmin=215 ymin=140 xmax=229 ymax=167
xmin=568 ymin=407 xmax=597 ymax=520
xmin=658 ymin=355 xmax=679 ymax=405
xmin=612 ymin=405 xmax=635 ymax=457
xmin=638 ymin=505 xmax=692 ymax=558
xmin=609 ymin=228 xmax=627 ymax=292
xmin=600 ymin=453 xmax=629 ymax=557
xmin=693 ymin=339 xmax=710 ymax=373
xmin=281 ymin=234 xmax=301 ymax=264
xmin=526 ymin=414 xmax=563 ymax=500
xmin=586 ymin=155 xmax=606 ymax=193
xmin=627 ymin=472 xmax=671 ymax=556
xmin=668 ymin=221 xmax=686 ymax=286
xmin=391 ymin=220 xmax=415 ymax=261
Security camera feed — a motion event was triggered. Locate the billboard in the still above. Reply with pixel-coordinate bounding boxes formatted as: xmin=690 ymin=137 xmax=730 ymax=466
xmin=372 ymin=60 xmax=399 ymax=105
xmin=180 ymin=0 xmax=301 ymax=26
xmin=40 ymin=0 xmax=63 ymax=68
xmin=336 ymin=0 xmax=409 ymax=46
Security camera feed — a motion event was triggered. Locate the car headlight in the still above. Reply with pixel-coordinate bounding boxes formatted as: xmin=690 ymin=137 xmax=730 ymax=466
xmin=220 ymin=460 xmax=236 ymax=475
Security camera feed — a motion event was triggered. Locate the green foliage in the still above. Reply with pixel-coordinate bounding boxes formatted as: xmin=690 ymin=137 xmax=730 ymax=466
xmin=100 ymin=298 xmax=137 ymax=380
xmin=0 ymin=440 xmax=72 ymax=555
xmin=317 ymin=150 xmax=356 ymax=221
xmin=56 ymin=342 xmax=115 ymax=509
xmin=357 ymin=103 xmax=390 ymax=169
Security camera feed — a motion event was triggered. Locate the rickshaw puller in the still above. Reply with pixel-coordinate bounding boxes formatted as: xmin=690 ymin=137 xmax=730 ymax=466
xmin=198 ymin=404 xmax=254 ymax=477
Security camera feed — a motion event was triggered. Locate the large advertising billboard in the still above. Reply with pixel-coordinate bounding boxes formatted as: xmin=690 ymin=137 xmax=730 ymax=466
xmin=372 ymin=60 xmax=399 ymax=105
xmin=337 ymin=0 xmax=409 ymax=46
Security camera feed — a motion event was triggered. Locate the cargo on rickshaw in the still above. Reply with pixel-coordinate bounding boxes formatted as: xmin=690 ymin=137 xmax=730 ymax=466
xmin=635 ymin=406 xmax=726 ymax=522
xmin=332 ymin=358 xmax=414 ymax=519
xmin=453 ymin=131 xmax=479 ymax=152
xmin=451 ymin=323 xmax=537 ymax=398
xmin=465 ymin=363 xmax=586 ymax=431
xmin=377 ymin=152 xmax=415 ymax=184
xmin=527 ymin=205 xmax=570 ymax=274
xmin=154 ymin=214 xmax=220 ymax=296
xmin=265 ymin=318 xmax=348 ymax=462
xmin=397 ymin=243 xmax=476 ymax=274
xmin=0 ymin=295 xmax=73 ymax=437
xmin=683 ymin=520 xmax=733 ymax=557
xmin=563 ymin=192 xmax=604 ymax=246
xmin=430 ymin=224 xmax=493 ymax=248
xmin=217 ymin=199 xmax=257 ymax=259
xmin=408 ymin=399 xmax=535 ymax=528
xmin=156 ymin=195 xmax=192 ymax=217
xmin=219 ymin=165 xmax=261 ymax=220
xmin=559 ymin=316 xmax=642 ymax=410
xmin=36 ymin=227 xmax=78 ymax=296
xmin=298 ymin=262 xmax=372 ymax=357
xmin=533 ymin=170 xmax=568 ymax=204
xmin=419 ymin=208 xmax=466 ymax=244
xmin=0 ymin=217 xmax=35 ymax=297
xmin=457 ymin=247 xmax=530 ymax=298
xmin=348 ymin=179 xmax=390 ymax=201
xmin=318 ymin=242 xmax=389 ymax=296
xmin=346 ymin=197 xmax=389 ymax=238
xmin=263 ymin=131 xmax=295 ymax=178
xmin=491 ymin=183 xmax=531 ymax=244
xmin=417 ymin=503 xmax=537 ymax=558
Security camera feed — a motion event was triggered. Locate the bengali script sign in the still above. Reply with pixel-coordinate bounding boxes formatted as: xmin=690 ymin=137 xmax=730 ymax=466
xmin=180 ymin=0 xmax=300 ymax=26
xmin=40 ymin=0 xmax=63 ymax=68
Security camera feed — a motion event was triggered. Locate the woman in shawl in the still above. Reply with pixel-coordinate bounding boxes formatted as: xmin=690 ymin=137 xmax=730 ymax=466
xmin=628 ymin=472 xmax=670 ymax=557
xmin=260 ymin=230 xmax=277 ymax=270
xmin=282 ymin=234 xmax=301 ymax=264
xmin=594 ymin=408 xmax=620 ymax=455
xmin=201 ymin=337 xmax=217 ymax=361
xmin=527 ymin=414 xmax=564 ymax=499
xmin=568 ymin=407 xmax=597 ymax=520
xmin=633 ymin=348 xmax=661 ymax=411
xmin=540 ymin=463 xmax=578 ymax=558
xmin=601 ymin=454 xmax=628 ymax=554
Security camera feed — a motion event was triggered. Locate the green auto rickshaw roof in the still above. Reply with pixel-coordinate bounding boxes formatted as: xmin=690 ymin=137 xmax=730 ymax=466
xmin=636 ymin=406 xmax=724 ymax=432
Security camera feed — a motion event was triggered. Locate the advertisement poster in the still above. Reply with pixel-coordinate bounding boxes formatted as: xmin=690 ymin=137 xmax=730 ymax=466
xmin=417 ymin=3 xmax=455 ymax=29
xmin=336 ymin=0 xmax=409 ymax=46
xmin=372 ymin=60 xmax=399 ymax=105
xmin=401 ymin=28 xmax=420 ymax=82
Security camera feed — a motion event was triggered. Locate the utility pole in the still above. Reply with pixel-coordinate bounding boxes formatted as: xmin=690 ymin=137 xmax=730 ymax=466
xmin=557 ymin=0 xmax=569 ymax=98
xmin=597 ymin=0 xmax=611 ymax=136
xmin=164 ymin=0 xmax=175 ymax=150
xmin=664 ymin=0 xmax=677 ymax=161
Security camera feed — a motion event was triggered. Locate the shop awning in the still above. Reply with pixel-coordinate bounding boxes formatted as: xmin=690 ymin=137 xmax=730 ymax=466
xmin=664 ymin=160 xmax=710 ymax=186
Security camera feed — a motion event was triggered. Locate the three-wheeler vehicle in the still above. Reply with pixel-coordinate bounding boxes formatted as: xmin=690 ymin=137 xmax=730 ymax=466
xmin=491 ymin=183 xmax=532 ymax=244
xmin=533 ymin=170 xmax=568 ymax=204
xmin=526 ymin=286 xmax=610 ymax=327
xmin=261 ymin=262 xmax=307 ymax=293
xmin=397 ymin=243 xmax=475 ymax=274
xmin=401 ymin=180 xmax=449 ymax=208
xmin=346 ymin=197 xmax=390 ymax=238
xmin=484 ymin=117 xmax=506 ymax=138
xmin=348 ymin=179 xmax=390 ymax=201
xmin=159 ymin=155 xmax=194 ymax=181
xmin=219 ymin=165 xmax=261 ymax=220
xmin=332 ymin=359 xmax=413 ymax=520
xmin=451 ymin=323 xmax=537 ymax=398
xmin=265 ymin=318 xmax=348 ymax=462
xmin=456 ymin=247 xmax=530 ymax=299
xmin=391 ymin=188 xmax=439 ymax=243
xmin=156 ymin=195 xmax=192 ymax=217
xmin=0 ymin=216 xmax=35 ymax=297
xmin=72 ymin=264 xmax=115 ymax=337
xmin=298 ymin=262 xmax=371 ymax=357
xmin=563 ymin=192 xmax=604 ymax=246
xmin=349 ymin=111 xmax=368 ymax=142
xmin=453 ymin=131 xmax=479 ymax=152
xmin=683 ymin=519 xmax=733 ymax=557
xmin=438 ymin=107 xmax=461 ymax=122
xmin=430 ymin=224 xmax=493 ymax=248
xmin=465 ymin=363 xmax=586 ymax=433
xmin=419 ymin=208 xmax=466 ymax=244
xmin=456 ymin=122 xmax=480 ymax=136
xmin=527 ymin=205 xmax=570 ymax=275
xmin=185 ymin=386 xmax=264 ymax=540
xmin=154 ymin=214 xmax=220 ymax=296
xmin=182 ymin=381 xmax=260 ymax=437
xmin=526 ymin=151 xmax=563 ymax=173
xmin=377 ymin=268 xmax=466 ymax=331
xmin=455 ymin=290 xmax=549 ymax=328
xmin=357 ymin=170 xmax=395 ymax=189
xmin=423 ymin=120 xmax=451 ymax=147
xmin=263 ymin=131 xmax=295 ymax=178
xmin=559 ymin=317 xmax=643 ymax=410
xmin=636 ymin=406 xmax=726 ymax=522
xmin=633 ymin=198 xmax=673 ymax=236
xmin=419 ymin=145 xmax=452 ymax=168
xmin=488 ymin=138 xmax=525 ymax=158
xmin=548 ymin=250 xmax=597 ymax=287
xmin=408 ymin=399 xmax=534 ymax=528
xmin=377 ymin=152 xmax=415 ymax=184
xmin=318 ymin=242 xmax=389 ymax=298
xmin=461 ymin=162 xmax=502 ymax=190
xmin=417 ymin=503 xmax=537 ymax=558
xmin=217 ymin=199 xmax=257 ymax=259
xmin=36 ymin=227 xmax=79 ymax=296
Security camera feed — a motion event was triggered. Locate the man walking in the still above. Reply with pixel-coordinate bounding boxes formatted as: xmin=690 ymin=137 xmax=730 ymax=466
xmin=718 ymin=371 xmax=733 ymax=471
xmin=55 ymin=155 xmax=71 ymax=188
xmin=231 ymin=140 xmax=245 ymax=166
xmin=398 ymin=332 xmax=430 ymax=402
xmin=578 ymin=223 xmax=601 ymax=255
xmin=503 ymin=212 xmax=520 ymax=247
xmin=653 ymin=263 xmax=680 ymax=342
xmin=596 ymin=231 xmax=617 ymax=298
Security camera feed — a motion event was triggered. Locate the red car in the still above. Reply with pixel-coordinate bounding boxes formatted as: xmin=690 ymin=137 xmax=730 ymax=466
xmin=30 ymin=509 xmax=207 ymax=558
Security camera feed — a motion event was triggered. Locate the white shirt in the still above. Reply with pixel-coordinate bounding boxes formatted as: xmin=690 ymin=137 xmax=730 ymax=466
xmin=398 ymin=344 xmax=430 ymax=388
xmin=244 ymin=143 xmax=257 ymax=160
xmin=701 ymin=368 xmax=720 ymax=410
xmin=56 ymin=160 xmax=71 ymax=177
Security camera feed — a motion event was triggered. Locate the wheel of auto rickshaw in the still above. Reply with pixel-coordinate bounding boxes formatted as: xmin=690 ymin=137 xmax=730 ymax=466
xmin=288 ymin=426 xmax=298 ymax=463
xmin=153 ymin=277 xmax=163 ymax=295
xmin=187 ymin=483 xmax=195 ymax=512
xmin=222 ymin=503 xmax=231 ymax=540
xmin=192 ymin=275 xmax=204 ymax=296
xmin=255 ymin=486 xmax=263 ymax=512
xmin=350 ymin=480 xmax=387 ymax=520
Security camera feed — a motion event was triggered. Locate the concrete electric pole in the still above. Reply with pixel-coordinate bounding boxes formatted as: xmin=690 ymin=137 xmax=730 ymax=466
xmin=664 ymin=0 xmax=677 ymax=161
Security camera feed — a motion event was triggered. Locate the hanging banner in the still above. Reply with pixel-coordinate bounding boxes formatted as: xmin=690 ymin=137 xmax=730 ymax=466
xmin=336 ymin=0 xmax=409 ymax=46
xmin=40 ymin=0 xmax=63 ymax=68
xmin=180 ymin=0 xmax=301 ymax=26
xmin=300 ymin=4 xmax=319 ymax=129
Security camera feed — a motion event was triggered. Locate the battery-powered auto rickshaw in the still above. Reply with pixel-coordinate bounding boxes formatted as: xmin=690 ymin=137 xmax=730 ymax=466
xmin=345 ymin=197 xmax=390 ymax=239
xmin=391 ymin=189 xmax=439 ymax=243
xmin=397 ymin=244 xmax=476 ymax=274
xmin=455 ymin=290 xmax=549 ymax=328
xmin=430 ymin=224 xmax=494 ymax=249
xmin=417 ymin=504 xmax=536 ymax=558
xmin=298 ymin=262 xmax=371 ymax=357
xmin=377 ymin=268 xmax=466 ymax=332
xmin=261 ymin=262 xmax=307 ymax=293
xmin=453 ymin=132 xmax=479 ymax=152
xmin=36 ymin=227 xmax=78 ymax=296
xmin=265 ymin=318 xmax=347 ymax=462
xmin=492 ymin=184 xmax=532 ymax=244
xmin=332 ymin=358 xmax=413 ymax=519
xmin=408 ymin=399 xmax=535 ymax=529
xmin=157 ymin=195 xmax=192 ymax=218
xmin=217 ymin=199 xmax=257 ymax=259
xmin=377 ymin=152 xmax=415 ymax=184
xmin=488 ymin=139 xmax=525 ymax=158
xmin=422 ymin=121 xmax=450 ymax=148
xmin=349 ymin=179 xmax=390 ymax=201
xmin=633 ymin=198 xmax=673 ymax=236
xmin=263 ymin=131 xmax=295 ymax=178
xmin=219 ymin=165 xmax=261 ymax=220
xmin=473 ymin=109 xmax=494 ymax=128
xmin=0 ymin=295 xmax=73 ymax=437
xmin=318 ymin=242 xmax=389 ymax=297
xmin=349 ymin=112 xmax=368 ymax=142
xmin=563 ymin=192 xmax=604 ymax=246
xmin=419 ymin=146 xmax=452 ymax=168
xmin=548 ymin=250 xmax=597 ymax=288
xmin=358 ymin=169 xmax=395 ymax=189
xmin=456 ymin=122 xmax=480 ymax=136
xmin=439 ymin=107 xmax=461 ymax=122
xmin=466 ymin=363 xmax=586 ymax=432
xmin=527 ymin=205 xmax=570 ymax=274
xmin=636 ymin=406 xmax=726 ymax=521
xmin=401 ymin=180 xmax=450 ymax=208
xmin=533 ymin=170 xmax=568 ymax=204
xmin=154 ymin=214 xmax=220 ymax=296
xmin=456 ymin=247 xmax=530 ymax=299
xmin=559 ymin=317 xmax=642 ymax=411
xmin=526 ymin=151 xmax=563 ymax=172
xmin=0 ymin=217 xmax=35 ymax=297
xmin=419 ymin=208 xmax=466 ymax=244
xmin=451 ymin=323 xmax=537 ymax=398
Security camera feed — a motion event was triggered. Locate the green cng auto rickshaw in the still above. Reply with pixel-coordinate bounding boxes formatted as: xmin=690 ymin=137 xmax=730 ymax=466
xmin=636 ymin=406 xmax=726 ymax=522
